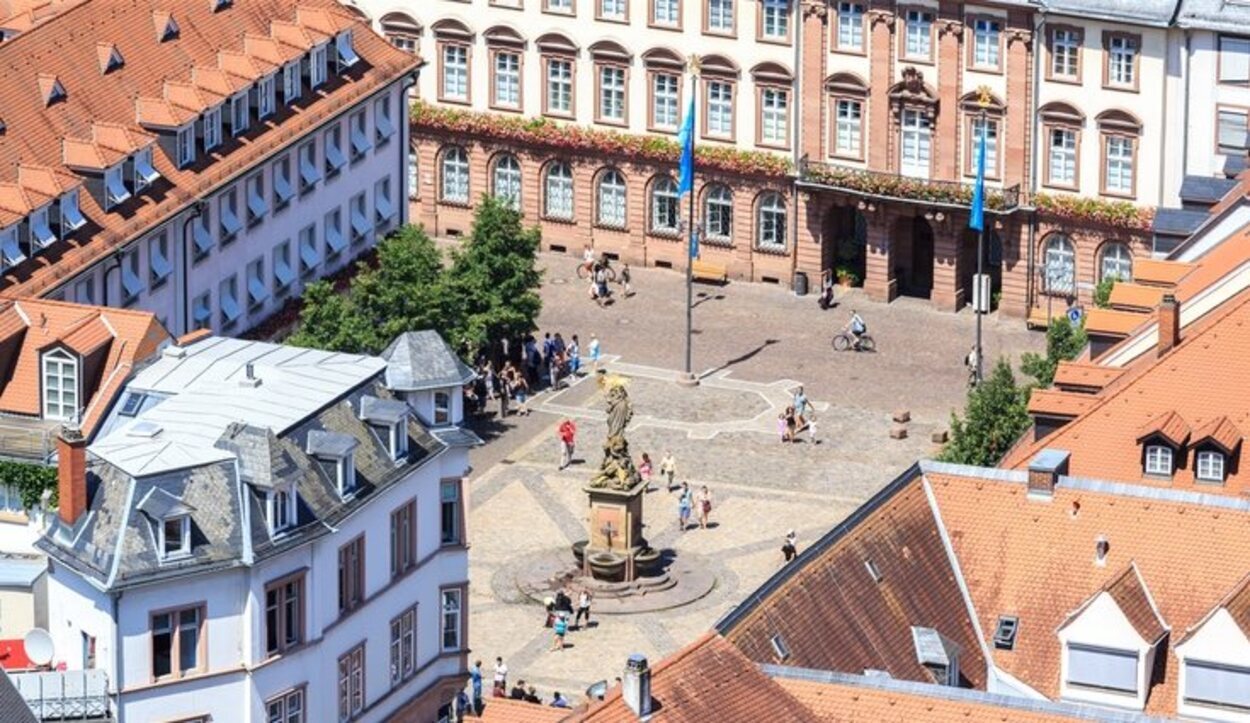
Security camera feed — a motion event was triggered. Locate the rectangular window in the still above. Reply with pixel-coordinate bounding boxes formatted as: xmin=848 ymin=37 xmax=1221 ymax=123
xmin=349 ymin=110 xmax=372 ymax=160
xmin=900 ymin=108 xmax=931 ymax=178
xmin=1197 ymin=450 xmax=1226 ymax=482
xmin=1218 ymin=108 xmax=1249 ymax=154
xmin=337 ymin=535 xmax=365 ymax=615
xmin=247 ymin=173 xmax=267 ymax=225
xmin=151 ymin=606 xmax=203 ymax=680
xmin=759 ymin=88 xmax=789 ymax=146
xmin=1219 ymin=36 xmax=1250 ymax=84
xmin=247 ymin=256 xmax=269 ymax=308
xmin=105 ymin=165 xmax=130 ymax=210
xmin=1104 ymin=135 xmax=1134 ymax=196
xmin=493 ymin=51 xmax=521 ymax=109
xmin=441 ymin=480 xmax=461 ymax=545
xmin=337 ymin=644 xmax=365 ymax=721
xmin=760 ymin=0 xmax=788 ymax=41
xmin=600 ymin=0 xmax=627 ymax=20
xmin=598 ymin=65 xmax=627 ymax=122
xmin=545 ymin=58 xmax=573 ymax=115
xmin=299 ymin=225 xmax=319 ymax=275
xmin=177 ymin=126 xmax=196 ymax=168
xmin=1066 ymin=643 xmax=1138 ymax=694
xmin=42 ymin=349 xmax=78 ymax=421
xmin=652 ymin=73 xmax=679 ymax=129
xmin=390 ymin=500 xmax=417 ymax=578
xmin=441 ymin=44 xmax=469 ymax=101
xmin=834 ymin=98 xmax=862 ymax=157
xmin=0 ymin=226 xmax=24 ymax=269
xmin=266 ymin=688 xmax=306 ymax=723
xmin=1145 ymin=444 xmax=1172 ymax=475
xmin=273 ymin=156 xmax=294 ymax=210
xmin=375 ymin=177 xmax=394 ymax=231
xmin=257 ymin=75 xmax=277 ymax=119
xmin=283 ymin=62 xmax=302 ymax=104
xmin=202 ymin=106 xmax=222 ymax=150
xmin=390 ymin=606 xmax=417 ymax=685
xmin=58 ymin=189 xmax=86 ymax=235
xmin=299 ymin=141 xmax=320 ymax=192
xmin=192 ymin=290 xmax=211 ymax=329
xmin=1047 ymin=127 xmax=1077 ymax=186
xmin=219 ymin=188 xmax=241 ymax=241
xmin=706 ymin=0 xmax=733 ymax=32
xmin=325 ymin=126 xmax=346 ymax=178
xmin=274 ymin=240 xmax=294 ymax=293
xmin=192 ymin=208 xmax=213 ymax=258
xmin=28 ymin=207 xmax=55 ymax=250
xmin=325 ymin=208 xmax=346 ymax=256
xmin=350 ymin=192 xmax=371 ymax=243
xmin=545 ymin=0 xmax=573 ymax=12
xmin=652 ymin=0 xmax=679 ymax=26
xmin=972 ymin=17 xmax=1001 ymax=69
xmin=219 ymin=275 xmax=240 ymax=327
xmin=310 ymin=44 xmax=329 ymax=88
xmin=440 ymin=588 xmax=462 ymax=651
xmin=133 ymin=146 xmax=161 ymax=191
xmin=967 ymin=117 xmax=999 ymax=177
xmin=1051 ymin=27 xmax=1081 ymax=80
xmin=836 ymin=2 xmax=864 ymax=51
xmin=1184 ymin=660 xmax=1250 ymax=709
xmin=706 ymin=80 xmax=733 ymax=137
xmin=903 ymin=9 xmax=932 ymax=59
xmin=375 ymin=97 xmax=395 ymax=145
xmin=231 ymin=92 xmax=250 ymax=136
xmin=264 ymin=573 xmax=304 ymax=657
xmin=1106 ymin=34 xmax=1138 ymax=88
xmin=149 ymin=232 xmax=171 ymax=289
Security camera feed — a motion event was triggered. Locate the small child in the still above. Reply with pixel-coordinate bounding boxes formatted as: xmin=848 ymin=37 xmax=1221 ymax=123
xmin=639 ymin=453 xmax=653 ymax=490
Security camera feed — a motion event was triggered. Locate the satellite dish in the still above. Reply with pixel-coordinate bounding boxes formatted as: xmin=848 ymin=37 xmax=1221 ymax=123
xmin=23 ymin=628 xmax=54 ymax=667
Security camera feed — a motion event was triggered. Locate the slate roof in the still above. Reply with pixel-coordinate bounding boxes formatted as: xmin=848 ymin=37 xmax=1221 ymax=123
xmin=1177 ymin=0 xmax=1250 ymax=31
xmin=0 ymin=0 xmax=419 ymax=299
xmin=1179 ymin=175 xmax=1238 ymax=208
xmin=1042 ymin=0 xmax=1180 ymax=26
xmin=382 ymin=330 xmax=476 ymax=391
xmin=1152 ymin=208 xmax=1208 ymax=236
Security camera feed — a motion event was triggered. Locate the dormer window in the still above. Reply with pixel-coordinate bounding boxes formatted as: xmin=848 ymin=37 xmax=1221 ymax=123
xmin=202 ymin=106 xmax=222 ymax=150
xmin=230 ymin=92 xmax=250 ymax=136
xmin=361 ymin=396 xmax=410 ymax=461
xmin=1144 ymin=444 xmax=1173 ymax=476
xmin=59 ymin=189 xmax=87 ymax=233
xmin=283 ymin=62 xmax=302 ymax=104
xmin=133 ymin=146 xmax=161 ymax=190
xmin=267 ymin=484 xmax=296 ymax=535
xmin=161 ymin=515 xmax=191 ymax=558
xmin=1196 ymin=450 xmax=1226 ymax=483
xmin=42 ymin=348 xmax=78 ymax=422
xmin=309 ymin=44 xmax=329 ymax=88
xmin=105 ymin=164 xmax=131 ymax=209
xmin=28 ymin=206 xmax=56 ymax=250
xmin=337 ymin=455 xmax=356 ymax=495
xmin=257 ymin=75 xmax=276 ymax=119
xmin=176 ymin=125 xmax=196 ymax=169
xmin=308 ymin=431 xmax=359 ymax=498
xmin=0 ymin=226 xmax=23 ymax=269
xmin=1066 ymin=643 xmax=1139 ymax=695
xmin=336 ymin=31 xmax=360 ymax=70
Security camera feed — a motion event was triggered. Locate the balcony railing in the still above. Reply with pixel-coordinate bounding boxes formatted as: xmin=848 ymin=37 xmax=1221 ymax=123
xmin=798 ymin=158 xmax=1021 ymax=213
xmin=12 ymin=669 xmax=111 ymax=720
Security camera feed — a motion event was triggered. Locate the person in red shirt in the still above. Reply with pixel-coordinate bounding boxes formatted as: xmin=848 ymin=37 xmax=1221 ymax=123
xmin=558 ymin=419 xmax=577 ymax=470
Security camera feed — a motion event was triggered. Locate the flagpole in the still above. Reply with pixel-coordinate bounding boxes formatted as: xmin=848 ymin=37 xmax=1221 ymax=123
xmin=972 ymin=88 xmax=991 ymax=386
xmin=681 ymin=57 xmax=700 ymax=386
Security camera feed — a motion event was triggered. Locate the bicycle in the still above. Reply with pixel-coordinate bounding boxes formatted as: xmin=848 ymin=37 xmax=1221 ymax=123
xmin=832 ymin=329 xmax=875 ymax=352
xmin=576 ymin=261 xmax=617 ymax=282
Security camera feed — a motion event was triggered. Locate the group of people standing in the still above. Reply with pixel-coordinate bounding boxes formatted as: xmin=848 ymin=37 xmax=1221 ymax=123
xmin=456 ymin=656 xmax=571 ymax=720
xmin=778 ymin=385 xmax=817 ymax=444
xmin=583 ymin=247 xmax=633 ymax=306
xmin=467 ymin=332 xmax=603 ymax=419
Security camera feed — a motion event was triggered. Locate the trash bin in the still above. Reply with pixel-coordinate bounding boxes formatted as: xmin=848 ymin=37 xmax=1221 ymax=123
xmin=793 ymin=270 xmax=809 ymax=296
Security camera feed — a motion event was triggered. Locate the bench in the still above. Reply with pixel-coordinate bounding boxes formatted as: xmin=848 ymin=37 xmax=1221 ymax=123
xmin=691 ymin=259 xmax=728 ymax=284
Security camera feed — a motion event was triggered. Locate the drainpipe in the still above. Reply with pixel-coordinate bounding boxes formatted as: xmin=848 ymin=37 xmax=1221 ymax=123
xmin=399 ymin=71 xmax=419 ymax=228
xmin=112 ymin=590 xmax=124 ymax=723
xmin=100 ymin=254 xmax=122 ymax=309
xmin=180 ymin=201 xmax=208 ymax=334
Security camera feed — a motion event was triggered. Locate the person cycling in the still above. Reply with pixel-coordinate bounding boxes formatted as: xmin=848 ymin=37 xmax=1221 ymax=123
xmin=848 ymin=310 xmax=867 ymax=350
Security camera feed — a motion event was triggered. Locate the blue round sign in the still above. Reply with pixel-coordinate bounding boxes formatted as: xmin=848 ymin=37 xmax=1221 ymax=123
xmin=1067 ymin=306 xmax=1083 ymax=324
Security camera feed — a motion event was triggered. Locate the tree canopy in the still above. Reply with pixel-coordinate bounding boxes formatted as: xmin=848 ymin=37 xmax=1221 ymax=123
xmin=1019 ymin=316 xmax=1087 ymax=387
xmin=938 ymin=358 xmax=1031 ymax=467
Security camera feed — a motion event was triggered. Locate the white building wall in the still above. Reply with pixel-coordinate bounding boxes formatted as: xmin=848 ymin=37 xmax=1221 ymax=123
xmin=1174 ymin=609 xmax=1250 ymax=723
xmin=44 ymin=80 xmax=411 ymax=338
xmin=1183 ymin=30 xmax=1250 ymax=184
xmin=45 ymin=563 xmax=116 ymax=684
xmin=1056 ymin=592 xmax=1153 ymax=711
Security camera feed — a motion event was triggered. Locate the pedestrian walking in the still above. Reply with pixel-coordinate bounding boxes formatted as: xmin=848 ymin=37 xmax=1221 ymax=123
xmin=595 ymin=265 xmax=610 ymax=303
xmin=777 ymin=411 xmax=788 ymax=443
xmin=589 ymin=334 xmax=602 ymax=374
xmin=551 ymin=612 xmax=568 ymax=651
xmin=568 ymin=334 xmax=582 ymax=376
xmin=620 ymin=263 xmax=633 ymax=296
xmin=494 ymin=657 xmax=508 ymax=695
xmin=558 ymin=419 xmax=577 ymax=470
xmin=548 ymin=353 xmax=560 ymax=390
xmin=678 ymin=483 xmax=693 ymax=531
xmin=454 ymin=688 xmax=471 ymax=722
xmin=696 ymin=485 xmax=712 ymax=529
xmin=782 ymin=530 xmax=798 ymax=562
xmin=639 ymin=452 xmax=653 ymax=490
xmin=784 ymin=406 xmax=797 ymax=443
xmin=574 ymin=588 xmax=592 ymax=629
xmin=470 ymin=660 xmax=483 ymax=714
xmin=793 ymin=386 xmax=810 ymax=430
xmin=512 ymin=373 xmax=530 ymax=416
xmin=659 ymin=451 xmax=676 ymax=491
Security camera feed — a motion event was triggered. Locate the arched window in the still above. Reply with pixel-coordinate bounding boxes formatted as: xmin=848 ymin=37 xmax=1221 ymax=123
xmin=1099 ymin=241 xmax=1132 ymax=282
xmin=704 ymin=184 xmax=733 ymax=240
xmin=544 ymin=162 xmax=573 ymax=220
xmin=756 ymin=192 xmax=787 ymax=249
xmin=1043 ymin=234 xmax=1075 ymax=294
xmin=380 ymin=12 xmax=420 ymax=54
xmin=596 ymin=169 xmax=627 ymax=228
xmin=440 ymin=147 xmax=469 ymax=203
xmin=492 ymin=154 xmax=521 ymax=209
xmin=650 ymin=176 xmax=679 ymax=234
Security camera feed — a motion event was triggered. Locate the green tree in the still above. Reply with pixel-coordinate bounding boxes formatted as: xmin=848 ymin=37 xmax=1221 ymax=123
xmin=445 ymin=195 xmax=543 ymax=356
xmin=938 ymin=358 xmax=1031 ymax=467
xmin=287 ymin=279 xmax=368 ymax=353
xmin=1093 ymin=276 xmax=1117 ymax=309
xmin=1020 ymin=316 xmax=1087 ymax=387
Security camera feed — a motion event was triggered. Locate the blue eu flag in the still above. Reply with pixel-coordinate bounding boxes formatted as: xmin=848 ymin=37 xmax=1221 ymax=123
xmin=969 ymin=129 xmax=987 ymax=233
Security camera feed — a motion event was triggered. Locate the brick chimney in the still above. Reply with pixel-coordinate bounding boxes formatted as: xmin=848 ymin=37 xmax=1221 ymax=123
xmin=1027 ymin=449 xmax=1070 ymax=498
xmin=1158 ymin=294 xmax=1180 ymax=358
xmin=56 ymin=426 xmax=88 ymax=526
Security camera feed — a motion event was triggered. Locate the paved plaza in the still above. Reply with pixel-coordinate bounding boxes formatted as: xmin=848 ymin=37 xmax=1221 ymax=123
xmin=463 ymin=254 xmax=1042 ymax=702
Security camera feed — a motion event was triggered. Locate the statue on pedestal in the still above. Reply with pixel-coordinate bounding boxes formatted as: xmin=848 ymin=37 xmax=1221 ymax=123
xmin=588 ymin=377 xmax=642 ymax=491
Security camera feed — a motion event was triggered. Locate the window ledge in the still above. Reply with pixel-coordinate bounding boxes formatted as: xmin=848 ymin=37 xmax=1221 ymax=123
xmin=755 ymin=244 xmax=789 ymax=256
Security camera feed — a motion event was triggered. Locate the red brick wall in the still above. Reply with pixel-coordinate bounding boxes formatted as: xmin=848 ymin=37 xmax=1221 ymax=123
xmin=1034 ymin=216 xmax=1152 ymax=311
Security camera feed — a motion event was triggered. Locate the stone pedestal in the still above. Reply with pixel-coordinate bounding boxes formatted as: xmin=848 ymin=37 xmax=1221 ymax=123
xmin=584 ymin=481 xmax=647 ymax=582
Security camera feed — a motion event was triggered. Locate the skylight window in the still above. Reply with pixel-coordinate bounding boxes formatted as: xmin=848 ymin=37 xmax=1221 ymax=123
xmin=864 ymin=559 xmax=883 ymax=583
xmin=770 ymin=634 xmax=790 ymax=661
xmin=993 ymin=616 xmax=1019 ymax=651
xmin=119 ymin=391 xmax=146 ymax=417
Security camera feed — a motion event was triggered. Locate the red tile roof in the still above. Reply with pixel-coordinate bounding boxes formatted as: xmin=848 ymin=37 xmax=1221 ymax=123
xmin=0 ymin=0 xmax=419 ymax=298
xmin=1051 ymin=362 xmax=1124 ymax=393
xmin=1026 ymin=389 xmax=1098 ymax=418
xmin=1191 ymin=415 xmax=1242 ymax=454
xmin=1073 ymin=563 xmax=1169 ymax=645
xmin=477 ymin=698 xmax=571 ymax=723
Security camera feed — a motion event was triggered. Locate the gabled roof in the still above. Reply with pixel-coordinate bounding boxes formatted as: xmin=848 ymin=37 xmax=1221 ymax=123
xmin=1178 ymin=574 xmax=1250 ymax=646
xmin=1191 ymin=415 xmax=1242 ymax=454
xmin=381 ymin=330 xmax=476 ymax=391
xmin=1135 ymin=410 xmax=1191 ymax=447
xmin=1059 ymin=563 xmax=1169 ymax=645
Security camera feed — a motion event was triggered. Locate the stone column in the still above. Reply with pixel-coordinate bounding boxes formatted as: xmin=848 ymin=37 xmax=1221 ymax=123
xmin=800 ymin=1 xmax=829 ymax=161
xmin=864 ymin=207 xmax=897 ymax=302
xmin=935 ymin=17 xmax=964 ymax=181
xmin=931 ymin=217 xmax=965 ymax=312
xmin=795 ymin=188 xmax=830 ymax=278
xmin=867 ymin=8 xmax=895 ymax=171
xmin=999 ymin=220 xmax=1030 ymax=318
